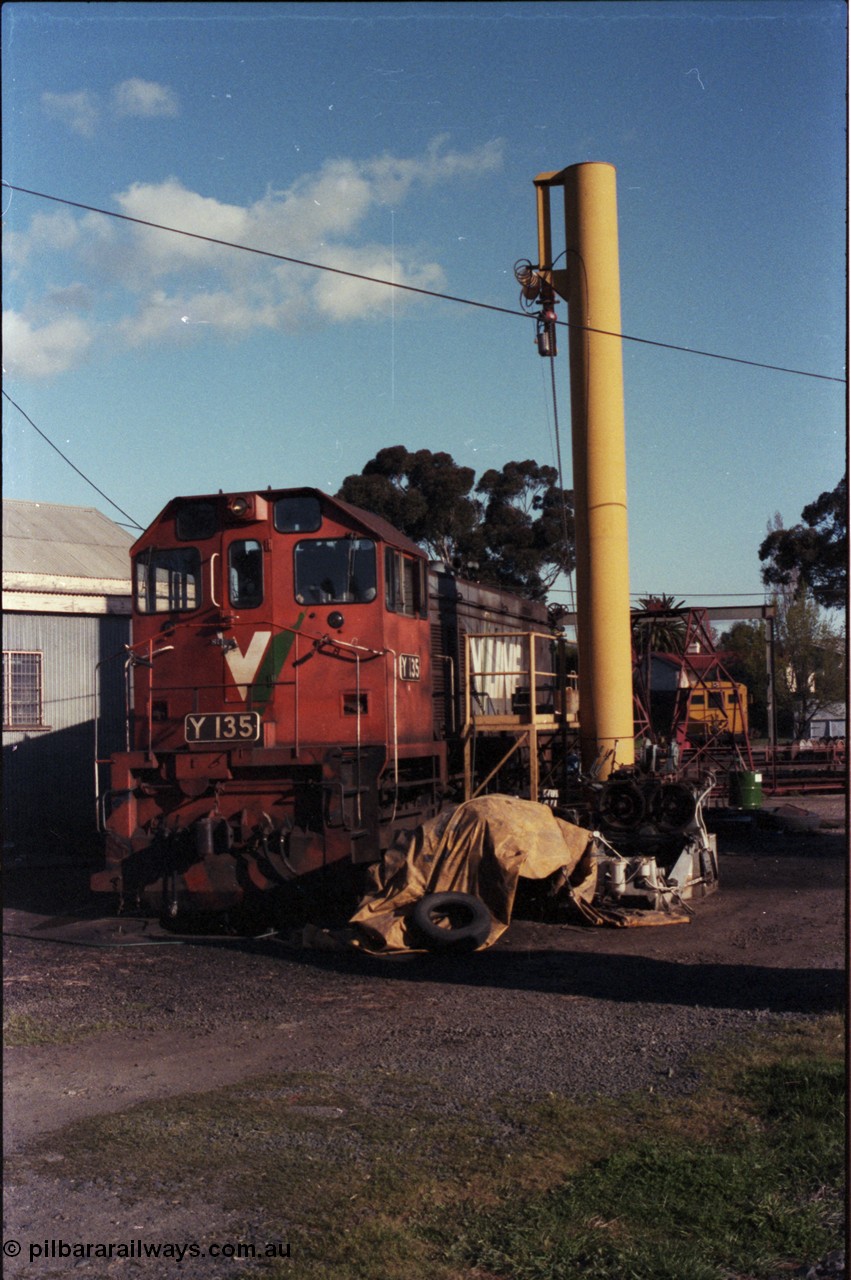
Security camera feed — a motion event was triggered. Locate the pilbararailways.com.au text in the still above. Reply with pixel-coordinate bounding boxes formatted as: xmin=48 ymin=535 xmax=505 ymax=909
xmin=3 ymin=1238 xmax=292 ymax=1264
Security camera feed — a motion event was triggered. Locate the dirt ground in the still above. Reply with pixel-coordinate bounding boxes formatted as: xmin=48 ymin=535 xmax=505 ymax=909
xmin=4 ymin=794 xmax=847 ymax=1145
xmin=2 ymin=793 xmax=847 ymax=1277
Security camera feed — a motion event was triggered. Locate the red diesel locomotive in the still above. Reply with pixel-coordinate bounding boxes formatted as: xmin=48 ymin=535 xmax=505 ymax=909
xmin=92 ymin=486 xmax=554 ymax=919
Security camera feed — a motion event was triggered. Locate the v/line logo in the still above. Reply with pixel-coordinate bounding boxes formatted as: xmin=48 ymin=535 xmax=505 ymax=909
xmin=221 ymin=615 xmax=305 ymax=707
xmin=224 ymin=631 xmax=271 ymax=698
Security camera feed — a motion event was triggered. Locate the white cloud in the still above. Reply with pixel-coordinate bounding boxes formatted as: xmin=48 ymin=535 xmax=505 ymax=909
xmin=41 ymin=90 xmax=100 ymax=139
xmin=115 ymin=290 xmax=192 ymax=346
xmin=112 ymin=136 xmax=503 ymax=281
xmin=310 ymin=245 xmax=444 ymax=322
xmin=41 ymin=79 xmax=180 ymax=136
xmin=260 ymin=137 xmax=503 ymax=250
xmin=4 ymin=208 xmax=83 ymax=269
xmin=46 ymin=283 xmax=96 ymax=312
xmin=112 ymin=79 xmax=179 ymax=119
xmin=115 ymin=180 xmax=250 ymax=273
xmin=2 ymin=310 xmax=93 ymax=378
xmin=6 ymin=138 xmax=504 ymax=374
xmin=118 ymin=285 xmax=285 ymax=346
xmin=366 ymin=134 xmax=504 ymax=202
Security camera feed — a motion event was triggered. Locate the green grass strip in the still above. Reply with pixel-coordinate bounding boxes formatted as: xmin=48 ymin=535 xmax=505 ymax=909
xmin=8 ymin=1015 xmax=844 ymax=1280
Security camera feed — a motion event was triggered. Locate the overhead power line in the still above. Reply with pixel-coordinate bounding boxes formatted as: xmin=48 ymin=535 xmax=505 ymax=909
xmin=2 ymin=389 xmax=144 ymax=530
xmin=3 ymin=181 xmax=845 ymax=385
xmin=2 ymin=182 xmax=515 ymax=316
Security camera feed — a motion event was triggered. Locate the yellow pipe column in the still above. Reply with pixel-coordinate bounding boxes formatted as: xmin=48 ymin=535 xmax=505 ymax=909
xmin=536 ymin=163 xmax=635 ymax=775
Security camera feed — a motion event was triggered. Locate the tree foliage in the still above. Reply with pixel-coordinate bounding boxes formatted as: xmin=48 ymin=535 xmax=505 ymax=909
xmin=631 ymin=595 xmax=687 ymax=655
xmin=723 ymin=593 xmax=846 ymax=739
xmin=337 ymin=446 xmax=479 ymax=567
xmin=336 ymin=447 xmax=574 ymax=600
xmin=720 ymin=620 xmax=770 ymax=736
xmin=759 ymin=474 xmax=847 ymax=610
xmin=474 ymin=459 xmax=575 ymax=597
xmin=773 ymin=587 xmax=846 ymax=738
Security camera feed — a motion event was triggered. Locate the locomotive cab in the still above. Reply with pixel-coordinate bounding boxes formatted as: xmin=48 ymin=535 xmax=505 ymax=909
xmin=94 ymin=487 xmax=445 ymax=918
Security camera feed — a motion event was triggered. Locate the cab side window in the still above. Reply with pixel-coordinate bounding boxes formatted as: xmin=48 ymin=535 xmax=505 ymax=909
xmin=136 ymin=548 xmax=202 ymax=613
xmin=385 ymin=549 xmax=426 ymax=617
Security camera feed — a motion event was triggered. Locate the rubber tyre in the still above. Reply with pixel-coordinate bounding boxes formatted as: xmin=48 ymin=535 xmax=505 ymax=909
xmin=409 ymin=891 xmax=492 ymax=953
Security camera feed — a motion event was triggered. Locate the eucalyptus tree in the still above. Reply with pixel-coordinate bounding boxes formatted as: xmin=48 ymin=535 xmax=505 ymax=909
xmin=337 ymin=447 xmax=574 ymax=601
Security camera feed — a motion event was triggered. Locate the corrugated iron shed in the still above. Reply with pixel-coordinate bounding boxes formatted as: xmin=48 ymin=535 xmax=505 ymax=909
xmin=807 ymin=702 xmax=847 ymax=739
xmin=3 ymin=501 xmax=134 ymax=851
xmin=3 ymin=499 xmax=134 ymax=580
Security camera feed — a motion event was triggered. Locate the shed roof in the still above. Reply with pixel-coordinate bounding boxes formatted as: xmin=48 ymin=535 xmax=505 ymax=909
xmin=2 ymin=500 xmax=134 ymax=580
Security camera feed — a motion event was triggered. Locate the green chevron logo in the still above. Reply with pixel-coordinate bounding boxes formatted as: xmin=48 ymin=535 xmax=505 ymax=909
xmin=225 ymin=613 xmax=306 ymax=713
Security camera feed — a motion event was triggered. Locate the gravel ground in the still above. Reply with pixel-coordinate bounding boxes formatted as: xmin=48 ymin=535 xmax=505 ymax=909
xmin=3 ymin=794 xmax=847 ymax=1278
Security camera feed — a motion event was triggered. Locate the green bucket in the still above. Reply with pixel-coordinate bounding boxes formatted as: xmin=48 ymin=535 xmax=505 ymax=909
xmin=729 ymin=769 xmax=763 ymax=810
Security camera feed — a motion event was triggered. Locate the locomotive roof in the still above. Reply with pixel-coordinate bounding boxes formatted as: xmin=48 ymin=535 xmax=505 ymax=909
xmin=148 ymin=487 xmax=426 ymax=560
xmin=323 ymin=491 xmax=425 ymax=559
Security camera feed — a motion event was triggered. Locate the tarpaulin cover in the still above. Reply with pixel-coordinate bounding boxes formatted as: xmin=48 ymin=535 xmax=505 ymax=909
xmin=349 ymin=794 xmax=595 ymax=953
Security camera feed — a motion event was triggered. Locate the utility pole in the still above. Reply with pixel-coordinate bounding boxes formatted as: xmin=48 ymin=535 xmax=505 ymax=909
xmin=532 ymin=163 xmax=635 ymax=777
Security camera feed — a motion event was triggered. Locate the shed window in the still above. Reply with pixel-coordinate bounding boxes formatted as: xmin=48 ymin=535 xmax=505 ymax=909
xmin=3 ymin=651 xmax=44 ymax=728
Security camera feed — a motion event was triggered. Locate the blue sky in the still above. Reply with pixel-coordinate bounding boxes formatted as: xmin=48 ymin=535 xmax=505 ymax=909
xmin=2 ymin=0 xmax=846 ymax=609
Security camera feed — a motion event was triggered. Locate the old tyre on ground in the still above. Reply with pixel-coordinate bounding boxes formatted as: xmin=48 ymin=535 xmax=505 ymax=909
xmin=409 ymin=891 xmax=492 ymax=953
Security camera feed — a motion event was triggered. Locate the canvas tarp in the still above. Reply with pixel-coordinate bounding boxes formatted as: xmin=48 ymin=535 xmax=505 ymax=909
xmin=349 ymin=794 xmax=595 ymax=953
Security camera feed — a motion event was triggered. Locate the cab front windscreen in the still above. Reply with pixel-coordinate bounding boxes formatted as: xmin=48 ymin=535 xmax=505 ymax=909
xmin=294 ymin=538 xmax=376 ymax=604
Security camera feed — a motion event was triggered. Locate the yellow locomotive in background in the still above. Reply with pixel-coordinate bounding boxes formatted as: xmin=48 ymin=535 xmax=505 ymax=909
xmin=679 ymin=680 xmax=749 ymax=742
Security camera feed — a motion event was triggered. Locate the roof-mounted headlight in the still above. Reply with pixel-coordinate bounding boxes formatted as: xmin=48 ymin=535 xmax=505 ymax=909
xmin=225 ymin=494 xmax=267 ymax=523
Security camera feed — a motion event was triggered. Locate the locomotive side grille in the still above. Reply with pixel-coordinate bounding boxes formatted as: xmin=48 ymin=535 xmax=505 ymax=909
xmin=429 ymin=622 xmax=449 ymax=736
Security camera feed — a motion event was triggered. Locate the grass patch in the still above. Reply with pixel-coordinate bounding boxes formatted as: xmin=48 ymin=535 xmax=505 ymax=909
xmin=2 ymin=1011 xmax=117 ymax=1046
xmin=436 ymin=1017 xmax=846 ymax=1280
xmin=9 ymin=1015 xmax=845 ymax=1280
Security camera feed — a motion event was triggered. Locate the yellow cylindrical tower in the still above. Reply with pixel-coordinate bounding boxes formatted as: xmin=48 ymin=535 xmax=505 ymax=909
xmin=535 ymin=163 xmax=635 ymax=776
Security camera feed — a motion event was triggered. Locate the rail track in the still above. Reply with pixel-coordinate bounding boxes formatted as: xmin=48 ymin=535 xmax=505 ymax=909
xmin=681 ymin=742 xmax=847 ymax=799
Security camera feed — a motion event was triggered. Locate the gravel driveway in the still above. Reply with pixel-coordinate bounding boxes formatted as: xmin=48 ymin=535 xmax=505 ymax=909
xmin=3 ymin=796 xmax=846 ymax=1277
